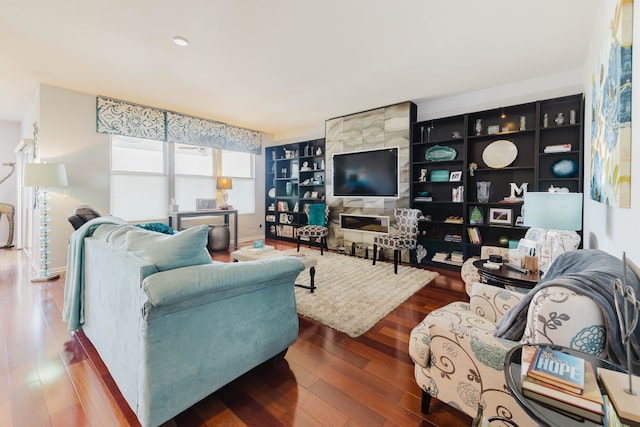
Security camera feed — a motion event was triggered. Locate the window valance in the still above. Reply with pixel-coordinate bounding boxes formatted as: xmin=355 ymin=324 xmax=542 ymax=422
xmin=96 ymin=96 xmax=262 ymax=154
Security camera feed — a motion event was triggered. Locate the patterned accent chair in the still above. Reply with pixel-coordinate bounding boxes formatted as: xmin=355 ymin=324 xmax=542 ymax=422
xmin=372 ymin=208 xmax=421 ymax=274
xmin=409 ymin=282 xmax=607 ymax=427
xmin=461 ymin=245 xmax=513 ymax=296
xmin=297 ymin=203 xmax=329 ymax=255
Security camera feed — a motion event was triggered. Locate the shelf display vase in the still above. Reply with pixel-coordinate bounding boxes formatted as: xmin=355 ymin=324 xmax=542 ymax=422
xmin=475 ymin=119 xmax=483 ymax=136
xmin=476 ymin=181 xmax=491 ymax=203
xmin=285 ymin=182 xmax=293 ymax=196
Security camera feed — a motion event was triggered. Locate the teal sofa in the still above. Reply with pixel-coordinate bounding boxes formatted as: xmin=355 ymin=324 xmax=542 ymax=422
xmin=65 ymin=220 xmax=304 ymax=427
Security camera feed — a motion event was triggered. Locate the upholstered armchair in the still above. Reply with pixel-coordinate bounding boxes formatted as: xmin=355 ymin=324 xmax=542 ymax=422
xmin=372 ymin=208 xmax=421 ymax=274
xmin=409 ymin=281 xmax=607 ymax=426
xmin=461 ymin=245 xmax=512 ymax=296
xmin=297 ymin=203 xmax=329 ymax=255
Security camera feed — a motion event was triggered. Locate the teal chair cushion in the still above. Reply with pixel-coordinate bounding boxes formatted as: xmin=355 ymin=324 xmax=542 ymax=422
xmin=308 ymin=204 xmax=326 ymax=226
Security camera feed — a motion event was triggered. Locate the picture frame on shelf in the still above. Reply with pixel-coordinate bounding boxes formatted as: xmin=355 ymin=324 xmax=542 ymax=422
xmin=196 ymin=198 xmax=218 ymax=210
xmin=487 ymin=124 xmax=500 ymax=135
xmin=515 ymin=215 xmax=525 ymax=226
xmin=489 ymin=207 xmax=513 ymax=225
xmin=449 ymin=171 xmax=462 ymax=182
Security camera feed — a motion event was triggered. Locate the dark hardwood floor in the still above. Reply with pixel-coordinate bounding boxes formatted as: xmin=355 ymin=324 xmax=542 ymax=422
xmin=0 ymin=240 xmax=472 ymax=426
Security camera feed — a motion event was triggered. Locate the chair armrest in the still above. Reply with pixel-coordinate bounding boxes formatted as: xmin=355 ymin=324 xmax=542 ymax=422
xmin=523 ymin=285 xmax=606 ymax=356
xmin=470 ymin=282 xmax=523 ymax=323
xmin=409 ymin=301 xmax=470 ymax=368
xmin=461 ymin=257 xmax=481 ymax=296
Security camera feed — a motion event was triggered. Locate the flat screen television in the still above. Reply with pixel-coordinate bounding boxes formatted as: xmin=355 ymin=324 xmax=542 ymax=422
xmin=333 ymin=147 xmax=399 ymax=198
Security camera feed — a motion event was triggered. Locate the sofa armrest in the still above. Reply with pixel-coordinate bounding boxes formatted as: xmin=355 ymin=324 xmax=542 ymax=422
xmin=469 ymin=282 xmax=523 ymax=323
xmin=142 ymin=257 xmax=304 ymax=313
xmin=523 ymin=285 xmax=606 ymax=356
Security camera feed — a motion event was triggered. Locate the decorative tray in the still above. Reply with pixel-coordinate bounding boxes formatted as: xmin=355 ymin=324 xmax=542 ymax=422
xmin=425 ymin=145 xmax=457 ymax=162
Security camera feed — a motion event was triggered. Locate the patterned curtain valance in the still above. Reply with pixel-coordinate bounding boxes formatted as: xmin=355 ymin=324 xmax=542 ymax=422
xmin=96 ymin=96 xmax=262 ymax=154
xmin=166 ymin=112 xmax=226 ymax=147
xmin=96 ymin=97 xmax=165 ymax=141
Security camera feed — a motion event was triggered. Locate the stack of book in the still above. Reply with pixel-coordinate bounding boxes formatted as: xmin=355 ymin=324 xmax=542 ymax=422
xmin=450 ymin=251 xmax=464 ymax=265
xmin=544 ymin=143 xmax=572 ymax=153
xmin=520 ymin=346 xmax=604 ymax=423
xmin=431 ymin=251 xmax=450 ymax=263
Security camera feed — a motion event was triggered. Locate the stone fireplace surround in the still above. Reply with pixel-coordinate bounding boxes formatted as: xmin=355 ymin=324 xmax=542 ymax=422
xmin=324 ymin=101 xmax=417 ymax=258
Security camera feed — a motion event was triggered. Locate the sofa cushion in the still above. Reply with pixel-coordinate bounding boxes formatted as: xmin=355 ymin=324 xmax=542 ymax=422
xmin=91 ymin=223 xmax=212 ymax=271
xmin=124 ymin=224 xmax=212 ymax=271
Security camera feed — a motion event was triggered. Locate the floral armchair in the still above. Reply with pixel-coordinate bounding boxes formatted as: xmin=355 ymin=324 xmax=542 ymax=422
xmin=409 ymin=282 xmax=606 ymax=426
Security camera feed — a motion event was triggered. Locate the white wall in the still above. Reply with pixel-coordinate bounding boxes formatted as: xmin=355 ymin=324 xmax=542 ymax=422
xmin=0 ymin=119 xmax=20 ymax=245
xmin=581 ymin=0 xmax=639 ymax=262
xmin=22 ymin=84 xmax=270 ymax=272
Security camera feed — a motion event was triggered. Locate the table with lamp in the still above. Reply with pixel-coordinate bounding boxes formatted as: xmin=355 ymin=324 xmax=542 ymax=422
xmin=168 ymin=177 xmax=238 ymax=250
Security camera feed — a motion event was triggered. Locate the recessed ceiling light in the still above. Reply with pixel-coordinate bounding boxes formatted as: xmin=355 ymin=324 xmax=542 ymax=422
xmin=173 ymin=36 xmax=189 ymax=47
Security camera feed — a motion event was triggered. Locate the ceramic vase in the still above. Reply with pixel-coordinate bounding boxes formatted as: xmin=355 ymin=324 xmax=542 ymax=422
xmin=476 ymin=181 xmax=491 ymax=203
xmin=475 ymin=119 xmax=483 ymax=136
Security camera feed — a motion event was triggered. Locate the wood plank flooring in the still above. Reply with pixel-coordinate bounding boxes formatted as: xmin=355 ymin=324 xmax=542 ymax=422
xmin=0 ymin=240 xmax=472 ymax=426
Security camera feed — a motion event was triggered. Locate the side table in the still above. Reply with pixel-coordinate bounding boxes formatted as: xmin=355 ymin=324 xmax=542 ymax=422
xmin=473 ymin=259 xmax=541 ymax=290
xmin=504 ymin=344 xmax=625 ymax=427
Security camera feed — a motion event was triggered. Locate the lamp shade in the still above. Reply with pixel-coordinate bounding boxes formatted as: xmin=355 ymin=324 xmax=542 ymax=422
xmin=24 ymin=163 xmax=68 ymax=187
xmin=216 ymin=177 xmax=232 ymax=190
xmin=523 ymin=192 xmax=583 ymax=231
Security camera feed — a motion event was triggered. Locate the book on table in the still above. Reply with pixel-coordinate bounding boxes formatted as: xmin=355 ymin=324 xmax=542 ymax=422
xmin=527 ymin=346 xmax=585 ymax=394
xmin=520 ymin=346 xmax=604 ymax=423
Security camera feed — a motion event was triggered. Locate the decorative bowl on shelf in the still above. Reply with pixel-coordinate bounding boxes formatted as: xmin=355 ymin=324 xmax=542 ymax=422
xmin=551 ymin=158 xmax=579 ymax=178
xmin=425 ymin=145 xmax=457 ymax=162
xmin=482 ymin=140 xmax=518 ymax=168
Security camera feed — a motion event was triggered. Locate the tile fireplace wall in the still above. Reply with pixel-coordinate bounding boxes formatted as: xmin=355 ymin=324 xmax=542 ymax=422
xmin=325 ymin=101 xmax=416 ymax=255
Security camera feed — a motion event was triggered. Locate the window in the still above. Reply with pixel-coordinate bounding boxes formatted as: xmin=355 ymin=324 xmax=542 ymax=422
xmin=220 ymin=150 xmax=255 ymax=214
xmin=111 ymin=136 xmax=256 ymax=222
xmin=111 ymin=136 xmax=168 ymax=221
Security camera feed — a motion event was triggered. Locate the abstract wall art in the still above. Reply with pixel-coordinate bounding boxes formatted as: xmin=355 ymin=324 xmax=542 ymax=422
xmin=590 ymin=0 xmax=633 ymax=208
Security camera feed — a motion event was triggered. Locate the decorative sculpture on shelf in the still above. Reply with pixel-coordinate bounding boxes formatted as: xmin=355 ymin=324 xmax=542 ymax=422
xmin=0 ymin=162 xmax=15 ymax=249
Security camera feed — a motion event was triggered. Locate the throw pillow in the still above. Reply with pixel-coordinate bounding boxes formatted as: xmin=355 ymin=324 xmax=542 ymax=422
xmin=136 ymin=222 xmax=175 ymax=235
xmin=125 ymin=224 xmax=212 ymax=271
xmin=308 ymin=203 xmax=326 ymax=226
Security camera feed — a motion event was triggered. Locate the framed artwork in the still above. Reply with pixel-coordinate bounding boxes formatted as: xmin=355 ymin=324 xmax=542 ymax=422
xmin=196 ymin=198 xmax=217 ymax=210
xmin=488 ymin=207 xmax=512 ymax=225
xmin=449 ymin=171 xmax=462 ymax=182
xmin=590 ymin=0 xmax=633 ymax=208
xmin=469 ymin=206 xmax=484 ymax=225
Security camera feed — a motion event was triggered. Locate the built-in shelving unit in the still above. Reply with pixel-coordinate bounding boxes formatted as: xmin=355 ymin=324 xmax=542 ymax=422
xmin=410 ymin=94 xmax=584 ymax=270
xmin=265 ymin=139 xmax=326 ymax=242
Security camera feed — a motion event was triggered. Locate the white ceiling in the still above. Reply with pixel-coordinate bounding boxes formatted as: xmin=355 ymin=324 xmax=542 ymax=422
xmin=0 ymin=0 xmax=599 ymax=139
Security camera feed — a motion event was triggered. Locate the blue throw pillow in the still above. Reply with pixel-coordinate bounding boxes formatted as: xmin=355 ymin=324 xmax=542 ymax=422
xmin=308 ymin=204 xmax=326 ymax=226
xmin=136 ymin=222 xmax=175 ymax=235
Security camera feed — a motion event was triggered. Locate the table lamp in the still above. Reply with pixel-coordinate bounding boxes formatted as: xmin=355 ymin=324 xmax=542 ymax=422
xmin=216 ymin=177 xmax=232 ymax=208
xmin=523 ymin=192 xmax=583 ymax=272
xmin=24 ymin=162 xmax=68 ymax=282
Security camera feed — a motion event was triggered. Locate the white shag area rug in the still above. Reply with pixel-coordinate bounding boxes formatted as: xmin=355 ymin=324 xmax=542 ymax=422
xmin=284 ymin=248 xmax=439 ymax=337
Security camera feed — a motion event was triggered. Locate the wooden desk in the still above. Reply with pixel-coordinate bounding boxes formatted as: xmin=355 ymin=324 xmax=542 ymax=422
xmin=473 ymin=259 xmax=541 ymax=290
xmin=169 ymin=210 xmax=238 ymax=249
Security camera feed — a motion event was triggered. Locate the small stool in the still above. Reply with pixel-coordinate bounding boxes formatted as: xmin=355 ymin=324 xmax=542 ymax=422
xmin=207 ymin=224 xmax=230 ymax=251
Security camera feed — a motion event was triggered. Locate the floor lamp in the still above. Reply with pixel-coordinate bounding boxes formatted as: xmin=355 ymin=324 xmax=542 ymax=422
xmin=217 ymin=177 xmax=232 ymax=208
xmin=24 ymin=163 xmax=68 ymax=282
